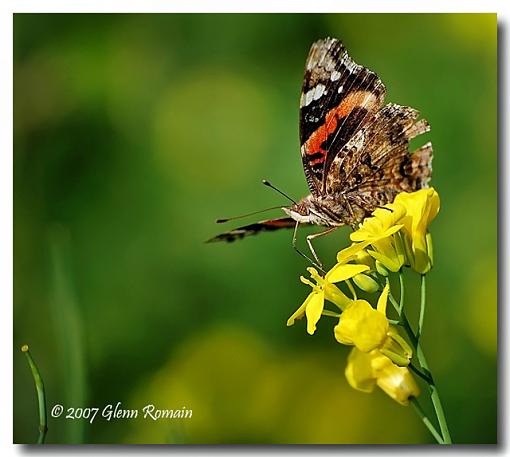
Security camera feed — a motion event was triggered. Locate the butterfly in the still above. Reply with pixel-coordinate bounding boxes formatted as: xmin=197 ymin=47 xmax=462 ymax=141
xmin=208 ymin=37 xmax=432 ymax=267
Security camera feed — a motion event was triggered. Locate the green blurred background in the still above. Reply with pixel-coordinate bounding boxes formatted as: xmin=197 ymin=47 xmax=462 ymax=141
xmin=13 ymin=13 xmax=497 ymax=444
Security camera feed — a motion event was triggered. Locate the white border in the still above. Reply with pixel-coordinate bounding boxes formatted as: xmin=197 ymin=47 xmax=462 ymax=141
xmin=2 ymin=1 xmax=508 ymax=456
xmin=2 ymin=0 xmax=507 ymax=13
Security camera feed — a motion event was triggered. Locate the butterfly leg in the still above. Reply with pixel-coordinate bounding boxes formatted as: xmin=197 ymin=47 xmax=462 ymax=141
xmin=344 ymin=199 xmax=359 ymax=230
xmin=306 ymin=226 xmax=338 ymax=269
xmin=292 ymin=222 xmax=325 ymax=273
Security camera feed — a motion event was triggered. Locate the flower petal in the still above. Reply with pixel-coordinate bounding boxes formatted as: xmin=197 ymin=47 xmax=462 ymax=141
xmin=336 ymin=241 xmax=371 ymax=264
xmin=334 ymin=300 xmax=389 ymax=352
xmin=323 ymin=283 xmax=352 ymax=311
xmin=374 ymin=358 xmax=421 ymax=406
xmin=366 ymin=249 xmax=403 ymax=273
xmin=394 ymin=188 xmax=440 ymax=274
xmin=287 ymin=291 xmax=315 ymax=327
xmin=326 ymin=263 xmax=369 ymax=284
xmin=345 ymin=348 xmax=377 ymax=393
xmin=376 ymin=283 xmax=390 ymax=316
xmin=304 ymin=290 xmax=325 ymax=335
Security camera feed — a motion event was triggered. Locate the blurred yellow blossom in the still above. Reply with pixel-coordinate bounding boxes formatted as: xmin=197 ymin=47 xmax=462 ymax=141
xmin=345 ymin=348 xmax=420 ymax=406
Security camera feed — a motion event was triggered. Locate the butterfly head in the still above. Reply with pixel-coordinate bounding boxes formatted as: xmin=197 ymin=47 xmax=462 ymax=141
xmin=282 ymin=196 xmax=314 ymax=224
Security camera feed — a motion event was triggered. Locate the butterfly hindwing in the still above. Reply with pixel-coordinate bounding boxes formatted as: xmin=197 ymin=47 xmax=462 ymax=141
xmin=326 ymin=103 xmax=433 ymax=211
xmin=299 ymin=37 xmax=386 ymax=196
xmin=206 ymin=217 xmax=299 ymax=243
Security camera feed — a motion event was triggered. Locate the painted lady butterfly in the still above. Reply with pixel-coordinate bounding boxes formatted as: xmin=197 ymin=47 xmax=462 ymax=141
xmin=209 ymin=38 xmax=432 ymax=266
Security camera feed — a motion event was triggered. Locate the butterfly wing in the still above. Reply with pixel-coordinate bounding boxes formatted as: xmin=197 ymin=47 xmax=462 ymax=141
xmin=206 ymin=217 xmax=300 ymax=243
xmin=326 ymin=103 xmax=433 ymax=209
xmin=299 ymin=38 xmax=386 ymax=196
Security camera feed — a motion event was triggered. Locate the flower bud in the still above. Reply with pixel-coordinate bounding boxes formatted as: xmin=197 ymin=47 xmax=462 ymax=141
xmin=352 ymin=273 xmax=379 ymax=293
xmin=375 ymin=359 xmax=421 ymax=406
xmin=375 ymin=260 xmax=389 ymax=276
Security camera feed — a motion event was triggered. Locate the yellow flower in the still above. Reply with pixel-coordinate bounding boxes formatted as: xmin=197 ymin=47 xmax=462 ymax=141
xmin=351 ymin=248 xmax=376 ymax=271
xmin=394 ymin=188 xmax=440 ymax=274
xmin=346 ymin=189 xmax=440 ymax=273
xmin=351 ymin=203 xmax=406 ymax=242
xmin=337 ymin=246 xmax=379 ymax=293
xmin=336 ymin=240 xmax=373 ymax=264
xmin=350 ymin=204 xmax=407 ymax=272
xmin=345 ymin=348 xmax=420 ymax=406
xmin=334 ymin=299 xmax=388 ymax=351
xmin=334 ymin=283 xmax=389 ymax=351
xmin=325 ymin=261 xmax=370 ymax=284
xmin=367 ymin=233 xmax=406 ymax=273
xmin=334 ymin=284 xmax=412 ymax=366
xmin=287 ymin=265 xmax=366 ymax=335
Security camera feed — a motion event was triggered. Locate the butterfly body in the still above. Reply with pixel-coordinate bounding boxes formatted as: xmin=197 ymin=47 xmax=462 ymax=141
xmin=208 ymin=37 xmax=432 ymax=250
xmin=284 ymin=193 xmax=359 ymax=228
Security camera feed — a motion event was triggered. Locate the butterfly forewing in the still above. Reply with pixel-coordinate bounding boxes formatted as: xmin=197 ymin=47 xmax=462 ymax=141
xmin=299 ymin=38 xmax=386 ymax=196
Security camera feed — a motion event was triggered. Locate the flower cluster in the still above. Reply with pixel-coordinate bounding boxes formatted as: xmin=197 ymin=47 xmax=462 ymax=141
xmin=287 ymin=188 xmax=440 ymax=406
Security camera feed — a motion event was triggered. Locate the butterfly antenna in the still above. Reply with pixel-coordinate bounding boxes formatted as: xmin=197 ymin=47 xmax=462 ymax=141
xmin=262 ymin=179 xmax=297 ymax=205
xmin=216 ymin=206 xmax=284 ymax=224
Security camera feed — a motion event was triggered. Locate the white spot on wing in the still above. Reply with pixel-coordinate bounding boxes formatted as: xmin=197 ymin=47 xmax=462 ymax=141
xmin=331 ymin=70 xmax=341 ymax=81
xmin=313 ymin=84 xmax=326 ymax=101
xmin=324 ymin=57 xmax=336 ymax=72
xmin=301 ymin=83 xmax=327 ymax=107
xmin=338 ymin=85 xmax=344 ymax=93
xmin=305 ymin=89 xmax=315 ymax=106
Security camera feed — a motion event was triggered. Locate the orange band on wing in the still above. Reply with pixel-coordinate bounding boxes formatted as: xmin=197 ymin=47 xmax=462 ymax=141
xmin=303 ymin=90 xmax=378 ymax=161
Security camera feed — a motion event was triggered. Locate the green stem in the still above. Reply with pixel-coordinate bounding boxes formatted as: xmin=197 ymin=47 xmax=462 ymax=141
xmin=414 ymin=338 xmax=452 ymax=444
xmin=398 ymin=270 xmax=405 ymax=313
xmin=413 ymin=275 xmax=451 ymax=444
xmin=409 ymin=362 xmax=433 ymax=384
xmin=345 ymin=279 xmax=357 ymax=300
xmin=410 ymin=397 xmax=444 ymax=444
xmin=321 ymin=309 xmax=341 ymax=318
xmin=21 ymin=345 xmax=47 ymax=444
xmin=386 ymin=277 xmax=452 ymax=444
xmin=417 ymin=274 xmax=426 ymax=340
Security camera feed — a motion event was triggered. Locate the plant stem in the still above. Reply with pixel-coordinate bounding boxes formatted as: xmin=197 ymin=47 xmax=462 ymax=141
xmin=21 ymin=345 xmax=47 ymax=444
xmin=409 ymin=362 xmax=433 ymax=384
xmin=410 ymin=397 xmax=444 ymax=444
xmin=321 ymin=309 xmax=341 ymax=318
xmin=345 ymin=279 xmax=357 ymax=300
xmin=386 ymin=277 xmax=452 ymax=444
xmin=398 ymin=270 xmax=405 ymax=313
xmin=413 ymin=275 xmax=451 ymax=444
xmin=417 ymin=274 xmax=426 ymax=340
xmin=413 ymin=337 xmax=452 ymax=444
